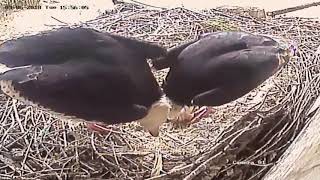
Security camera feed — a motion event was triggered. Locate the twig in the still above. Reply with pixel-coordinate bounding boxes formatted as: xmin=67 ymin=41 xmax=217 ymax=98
xmin=50 ymin=16 xmax=69 ymax=25
xmin=126 ymin=0 xmax=166 ymax=10
xmin=267 ymin=2 xmax=320 ymax=17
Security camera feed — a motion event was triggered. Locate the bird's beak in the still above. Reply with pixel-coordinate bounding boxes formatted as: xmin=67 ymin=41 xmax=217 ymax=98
xmin=278 ymin=49 xmax=292 ymax=65
xmin=288 ymin=43 xmax=299 ymax=57
xmin=263 ymin=34 xmax=298 ymax=60
xmin=148 ymin=128 xmax=160 ymax=137
xmin=277 ymin=40 xmax=298 ymax=66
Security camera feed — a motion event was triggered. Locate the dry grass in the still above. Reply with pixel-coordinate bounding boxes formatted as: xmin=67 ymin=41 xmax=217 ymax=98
xmin=1 ymin=2 xmax=320 ymax=180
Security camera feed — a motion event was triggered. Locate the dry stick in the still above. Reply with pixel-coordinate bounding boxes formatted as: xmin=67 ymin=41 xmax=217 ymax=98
xmin=12 ymin=100 xmax=29 ymax=145
xmin=267 ymin=2 xmax=320 ymax=17
xmin=183 ymin=118 xmax=261 ymax=178
xmin=59 ymin=157 xmax=75 ymax=177
xmin=126 ymin=0 xmax=166 ymax=10
xmin=50 ymin=16 xmax=69 ymax=25
xmin=40 ymin=158 xmax=65 ymax=180
xmin=90 ymin=133 xmax=120 ymax=169
xmin=248 ymin=88 xmax=272 ymax=111
xmin=146 ymin=164 xmax=194 ymax=180
xmin=248 ymin=166 xmax=270 ymax=180
xmin=21 ymin=138 xmax=33 ymax=172
xmin=0 ymin=99 xmax=12 ymax=124
xmin=111 ymin=142 xmax=130 ymax=179
xmin=0 ymin=154 xmax=16 ymax=171
xmin=183 ymin=151 xmax=224 ymax=180
xmin=0 ymin=112 xmax=15 ymax=146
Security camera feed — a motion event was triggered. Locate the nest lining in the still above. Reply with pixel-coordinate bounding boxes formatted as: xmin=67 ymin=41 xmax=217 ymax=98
xmin=1 ymin=2 xmax=320 ymax=180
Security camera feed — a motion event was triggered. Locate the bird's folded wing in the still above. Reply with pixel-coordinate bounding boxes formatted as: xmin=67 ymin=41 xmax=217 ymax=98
xmin=0 ymin=27 xmax=165 ymax=68
xmin=191 ymin=48 xmax=285 ymax=106
xmin=0 ymin=62 xmax=149 ymax=123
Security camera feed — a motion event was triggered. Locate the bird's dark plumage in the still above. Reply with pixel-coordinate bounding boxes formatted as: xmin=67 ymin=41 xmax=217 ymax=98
xmin=152 ymin=31 xmax=292 ymax=107
xmin=0 ymin=27 xmax=168 ymax=133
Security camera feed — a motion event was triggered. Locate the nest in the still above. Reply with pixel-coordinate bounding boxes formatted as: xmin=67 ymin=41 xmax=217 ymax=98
xmin=1 ymin=2 xmax=320 ymax=180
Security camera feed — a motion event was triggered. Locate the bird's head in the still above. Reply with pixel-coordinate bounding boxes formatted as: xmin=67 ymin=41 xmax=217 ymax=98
xmin=277 ymin=40 xmax=298 ymax=67
xmin=259 ymin=34 xmax=299 ymax=59
xmin=288 ymin=43 xmax=299 ymax=57
xmin=263 ymin=34 xmax=298 ymax=66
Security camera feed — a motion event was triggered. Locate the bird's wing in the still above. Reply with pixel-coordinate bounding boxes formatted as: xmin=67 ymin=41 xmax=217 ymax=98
xmin=0 ymin=27 xmax=95 ymax=67
xmin=179 ymin=31 xmax=281 ymax=61
xmin=198 ymin=31 xmax=279 ymax=47
xmin=152 ymin=32 xmax=252 ymax=70
xmin=190 ymin=47 xmax=287 ymax=106
xmin=0 ymin=27 xmax=164 ymax=68
xmin=0 ymin=60 xmax=149 ymax=124
xmin=179 ymin=35 xmax=246 ymax=60
xmin=154 ymin=31 xmax=282 ymax=71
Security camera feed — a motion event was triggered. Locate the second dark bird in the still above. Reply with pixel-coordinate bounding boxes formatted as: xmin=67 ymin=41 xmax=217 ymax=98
xmin=152 ymin=31 xmax=295 ymax=124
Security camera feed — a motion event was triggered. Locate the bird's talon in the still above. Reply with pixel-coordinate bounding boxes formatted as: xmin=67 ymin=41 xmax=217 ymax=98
xmin=188 ymin=106 xmax=210 ymax=124
xmin=196 ymin=106 xmax=213 ymax=118
xmin=188 ymin=116 xmax=201 ymax=124
xmin=86 ymin=122 xmax=111 ymax=134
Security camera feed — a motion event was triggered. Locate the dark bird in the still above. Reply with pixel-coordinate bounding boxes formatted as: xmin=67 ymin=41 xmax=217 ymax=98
xmin=152 ymin=31 xmax=295 ymax=124
xmin=0 ymin=27 xmax=170 ymax=136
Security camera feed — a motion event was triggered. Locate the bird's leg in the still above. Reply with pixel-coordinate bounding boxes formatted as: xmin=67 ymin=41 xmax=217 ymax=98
xmin=86 ymin=122 xmax=112 ymax=134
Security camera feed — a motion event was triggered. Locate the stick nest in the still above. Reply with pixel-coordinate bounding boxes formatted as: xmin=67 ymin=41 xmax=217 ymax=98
xmin=1 ymin=2 xmax=320 ymax=180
